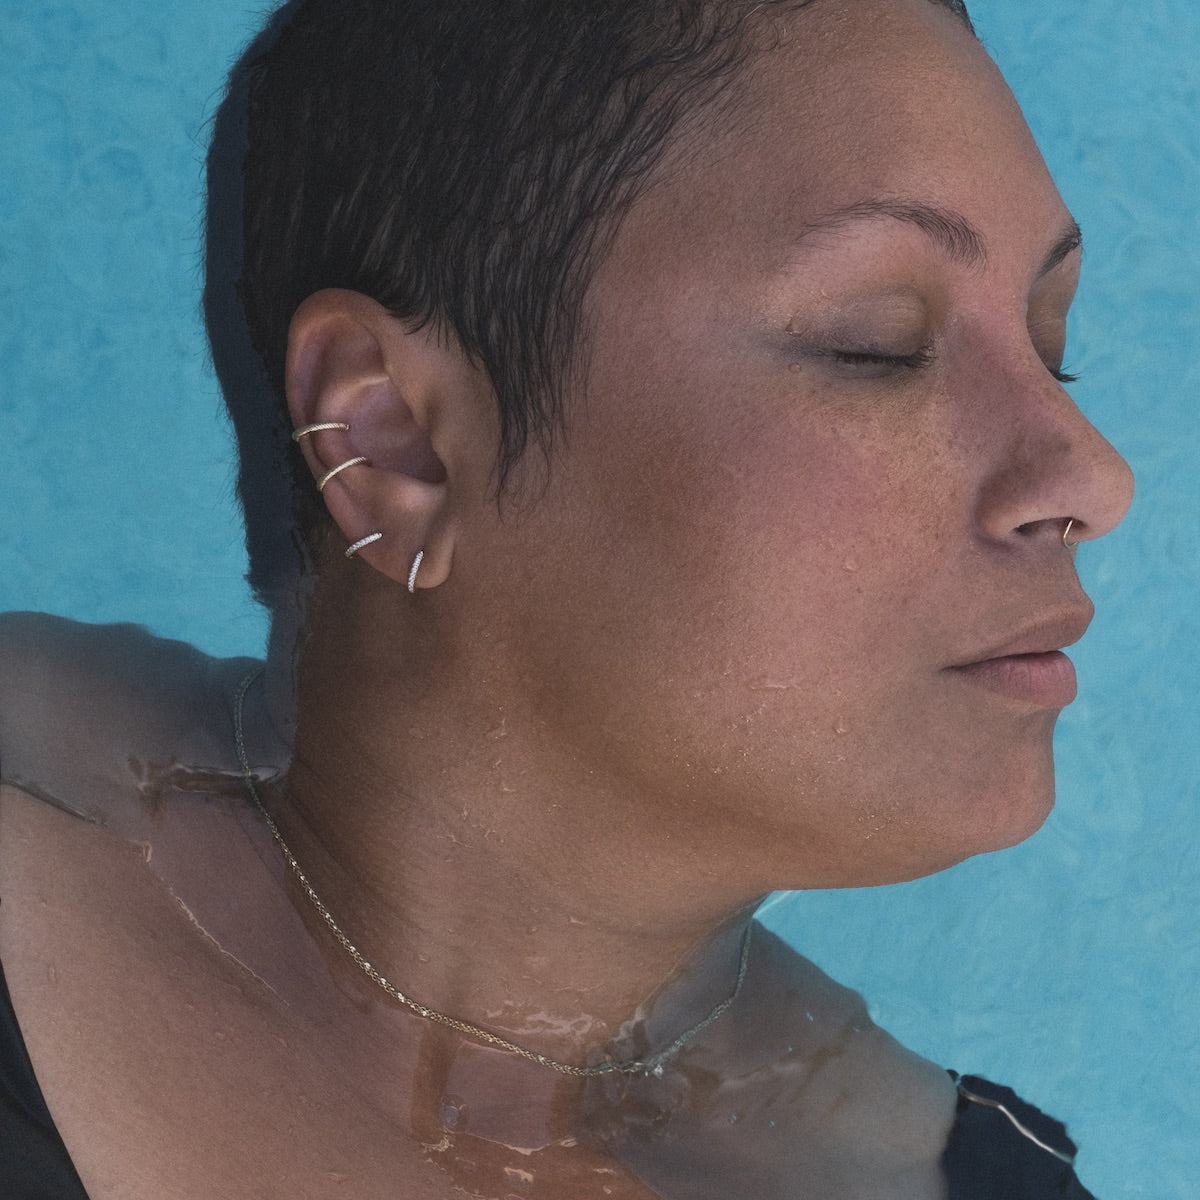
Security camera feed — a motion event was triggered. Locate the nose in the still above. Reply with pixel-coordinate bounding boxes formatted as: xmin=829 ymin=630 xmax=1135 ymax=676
xmin=973 ymin=368 xmax=1134 ymax=548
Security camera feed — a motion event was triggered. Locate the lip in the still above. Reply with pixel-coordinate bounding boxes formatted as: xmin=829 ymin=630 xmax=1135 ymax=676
xmin=945 ymin=607 xmax=1093 ymax=707
xmin=949 ymin=650 xmax=1078 ymax=707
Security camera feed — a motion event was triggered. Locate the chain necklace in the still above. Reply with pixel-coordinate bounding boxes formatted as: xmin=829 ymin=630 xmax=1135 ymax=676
xmin=233 ymin=670 xmax=751 ymax=1077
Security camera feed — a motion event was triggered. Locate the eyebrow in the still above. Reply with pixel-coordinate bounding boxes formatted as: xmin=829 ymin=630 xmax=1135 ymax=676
xmin=793 ymin=198 xmax=1083 ymax=277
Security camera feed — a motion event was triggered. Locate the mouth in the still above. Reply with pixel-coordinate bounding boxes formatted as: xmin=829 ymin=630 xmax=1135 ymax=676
xmin=948 ymin=650 xmax=1078 ymax=707
xmin=945 ymin=607 xmax=1094 ymax=708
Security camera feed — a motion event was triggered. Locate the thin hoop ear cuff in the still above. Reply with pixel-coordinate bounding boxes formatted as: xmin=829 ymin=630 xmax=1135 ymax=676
xmin=318 ymin=456 xmax=369 ymax=492
xmin=292 ymin=423 xmax=369 ymax=493
xmin=292 ymin=421 xmax=351 ymax=441
xmin=1062 ymin=519 xmax=1078 ymax=550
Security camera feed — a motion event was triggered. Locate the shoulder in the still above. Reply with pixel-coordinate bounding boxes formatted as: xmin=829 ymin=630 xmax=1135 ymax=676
xmin=0 ymin=611 xmax=265 ymax=828
xmin=0 ymin=608 xmax=252 ymax=702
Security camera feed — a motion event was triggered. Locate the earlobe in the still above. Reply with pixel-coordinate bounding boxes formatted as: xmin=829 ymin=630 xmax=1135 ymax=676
xmin=284 ymin=289 xmax=459 ymax=590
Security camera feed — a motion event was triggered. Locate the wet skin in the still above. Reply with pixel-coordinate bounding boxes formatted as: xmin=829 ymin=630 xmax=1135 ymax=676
xmin=0 ymin=0 xmax=1130 ymax=1197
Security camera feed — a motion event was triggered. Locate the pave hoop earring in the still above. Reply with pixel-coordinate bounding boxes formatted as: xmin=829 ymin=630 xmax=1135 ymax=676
xmin=345 ymin=532 xmax=383 ymax=559
xmin=1062 ymin=519 xmax=1078 ymax=549
xmin=292 ymin=421 xmax=351 ymax=441
xmin=407 ymin=549 xmax=424 ymax=594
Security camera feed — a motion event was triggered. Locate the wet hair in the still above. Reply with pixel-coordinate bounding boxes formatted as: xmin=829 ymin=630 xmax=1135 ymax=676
xmin=205 ymin=0 xmax=974 ymax=604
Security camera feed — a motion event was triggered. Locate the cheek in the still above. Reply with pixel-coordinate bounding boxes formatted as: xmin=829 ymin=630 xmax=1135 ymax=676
xmin=497 ymin=376 xmax=1053 ymax=884
xmin=536 ymin=375 xmax=958 ymax=742
xmin=612 ymin=409 xmax=958 ymax=687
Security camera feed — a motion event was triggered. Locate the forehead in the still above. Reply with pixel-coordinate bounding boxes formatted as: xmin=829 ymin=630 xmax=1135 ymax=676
xmin=616 ymin=0 xmax=1066 ymax=279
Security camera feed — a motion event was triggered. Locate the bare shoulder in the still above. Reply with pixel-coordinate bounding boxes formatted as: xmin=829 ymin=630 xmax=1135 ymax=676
xmin=0 ymin=611 xmax=265 ymax=829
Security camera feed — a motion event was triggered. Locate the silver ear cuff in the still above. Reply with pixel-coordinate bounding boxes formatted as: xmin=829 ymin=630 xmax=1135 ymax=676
xmin=317 ymin=456 xmax=369 ymax=492
xmin=1062 ymin=519 xmax=1078 ymax=549
xmin=292 ymin=421 xmax=351 ymax=441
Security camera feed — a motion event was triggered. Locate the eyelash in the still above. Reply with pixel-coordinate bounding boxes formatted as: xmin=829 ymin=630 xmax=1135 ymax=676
xmin=830 ymin=346 xmax=936 ymax=371
xmin=830 ymin=347 xmax=1081 ymax=385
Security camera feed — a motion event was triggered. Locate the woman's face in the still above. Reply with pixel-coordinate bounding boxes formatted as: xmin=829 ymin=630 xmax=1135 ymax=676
xmin=466 ymin=0 xmax=1133 ymax=888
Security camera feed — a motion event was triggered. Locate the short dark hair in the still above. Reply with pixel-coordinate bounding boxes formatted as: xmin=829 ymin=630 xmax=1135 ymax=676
xmin=206 ymin=0 xmax=973 ymax=604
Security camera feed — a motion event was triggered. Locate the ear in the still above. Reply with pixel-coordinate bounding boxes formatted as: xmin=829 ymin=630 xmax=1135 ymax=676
xmin=285 ymin=289 xmax=489 ymax=590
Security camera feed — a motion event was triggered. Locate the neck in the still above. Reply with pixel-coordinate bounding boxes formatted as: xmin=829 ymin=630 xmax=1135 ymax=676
xmin=250 ymin=579 xmax=767 ymax=1072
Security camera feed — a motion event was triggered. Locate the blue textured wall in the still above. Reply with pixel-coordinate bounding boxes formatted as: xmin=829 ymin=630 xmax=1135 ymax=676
xmin=0 ymin=0 xmax=269 ymax=657
xmin=1 ymin=2 xmax=1196 ymax=1196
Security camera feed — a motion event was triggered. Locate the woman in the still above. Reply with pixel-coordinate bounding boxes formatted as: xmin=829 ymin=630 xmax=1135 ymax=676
xmin=0 ymin=0 xmax=1133 ymax=1196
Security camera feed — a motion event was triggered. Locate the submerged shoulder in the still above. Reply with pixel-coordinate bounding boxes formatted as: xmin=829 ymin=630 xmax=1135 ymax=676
xmin=0 ymin=607 xmax=253 ymax=682
xmin=0 ymin=611 xmax=265 ymax=826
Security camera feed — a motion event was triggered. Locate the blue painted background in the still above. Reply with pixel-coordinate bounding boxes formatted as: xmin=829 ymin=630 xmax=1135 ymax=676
xmin=1 ymin=2 xmax=1196 ymax=1195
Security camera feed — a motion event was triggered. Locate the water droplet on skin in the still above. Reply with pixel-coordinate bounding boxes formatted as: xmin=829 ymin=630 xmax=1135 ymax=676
xmin=833 ymin=719 xmax=851 ymax=736
xmin=805 ymin=1011 xmax=815 ymax=1022
xmin=440 ymin=1095 xmax=468 ymax=1130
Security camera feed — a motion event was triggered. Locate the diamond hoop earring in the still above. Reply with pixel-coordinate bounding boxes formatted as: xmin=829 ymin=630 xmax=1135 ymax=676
xmin=407 ymin=549 xmax=424 ymax=594
xmin=345 ymin=532 xmax=383 ymax=559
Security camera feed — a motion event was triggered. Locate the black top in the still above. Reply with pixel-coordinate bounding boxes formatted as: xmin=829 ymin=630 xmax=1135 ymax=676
xmin=0 ymin=963 xmax=89 ymax=1200
xmin=0 ymin=960 xmax=1096 ymax=1199
xmin=943 ymin=1073 xmax=1097 ymax=1199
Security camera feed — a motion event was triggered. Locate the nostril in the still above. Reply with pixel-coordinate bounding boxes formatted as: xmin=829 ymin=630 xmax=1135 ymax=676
xmin=1012 ymin=515 xmax=1077 ymax=545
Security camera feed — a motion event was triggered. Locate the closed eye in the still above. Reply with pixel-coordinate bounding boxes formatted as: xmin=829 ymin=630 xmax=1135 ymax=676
xmin=828 ymin=345 xmax=937 ymax=371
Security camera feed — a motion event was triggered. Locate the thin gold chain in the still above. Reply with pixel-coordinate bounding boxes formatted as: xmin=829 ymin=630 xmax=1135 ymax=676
xmin=233 ymin=670 xmax=751 ymax=1077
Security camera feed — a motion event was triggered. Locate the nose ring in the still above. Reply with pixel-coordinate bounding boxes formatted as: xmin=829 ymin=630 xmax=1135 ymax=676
xmin=1062 ymin=519 xmax=1078 ymax=550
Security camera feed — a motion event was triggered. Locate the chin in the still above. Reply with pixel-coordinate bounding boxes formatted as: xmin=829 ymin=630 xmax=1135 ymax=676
xmin=982 ymin=782 xmax=1057 ymax=851
xmin=934 ymin=758 xmax=1060 ymax=869
xmin=860 ymin=755 xmax=1060 ymax=888
xmin=942 ymin=708 xmax=1064 ymax=848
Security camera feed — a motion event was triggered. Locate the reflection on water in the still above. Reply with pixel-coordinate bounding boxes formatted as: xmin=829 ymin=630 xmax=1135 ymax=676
xmin=391 ymin=921 xmax=955 ymax=1200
